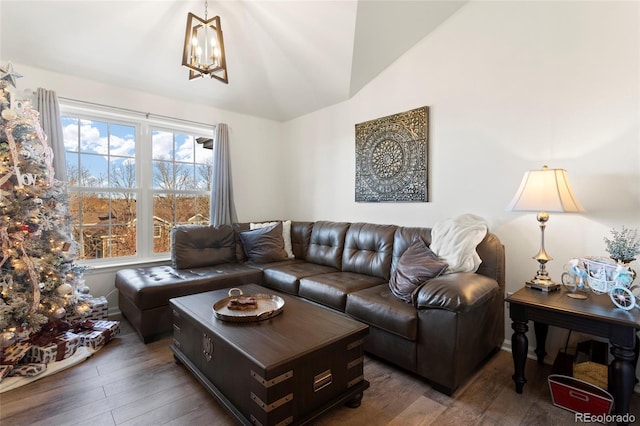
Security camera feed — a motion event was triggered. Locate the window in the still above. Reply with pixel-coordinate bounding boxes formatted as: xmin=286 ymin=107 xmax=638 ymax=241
xmin=151 ymin=129 xmax=212 ymax=254
xmin=61 ymin=104 xmax=212 ymax=263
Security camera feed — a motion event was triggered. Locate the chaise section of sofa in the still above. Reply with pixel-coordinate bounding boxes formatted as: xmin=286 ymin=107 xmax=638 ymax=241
xmin=116 ymin=224 xmax=262 ymax=342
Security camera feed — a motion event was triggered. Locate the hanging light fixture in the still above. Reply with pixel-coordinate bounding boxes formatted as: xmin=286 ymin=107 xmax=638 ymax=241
xmin=182 ymin=1 xmax=228 ymax=83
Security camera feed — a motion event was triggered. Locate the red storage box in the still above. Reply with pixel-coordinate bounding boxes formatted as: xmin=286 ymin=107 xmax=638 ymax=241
xmin=548 ymin=374 xmax=613 ymax=416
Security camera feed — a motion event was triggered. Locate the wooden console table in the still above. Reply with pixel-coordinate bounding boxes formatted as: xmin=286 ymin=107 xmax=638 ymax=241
xmin=507 ymin=287 xmax=639 ymax=424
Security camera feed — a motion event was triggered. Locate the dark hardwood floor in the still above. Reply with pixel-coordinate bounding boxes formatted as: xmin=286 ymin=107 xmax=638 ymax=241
xmin=1 ymin=317 xmax=638 ymax=425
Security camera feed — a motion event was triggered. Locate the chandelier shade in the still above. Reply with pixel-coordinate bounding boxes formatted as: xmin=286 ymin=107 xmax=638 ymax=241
xmin=182 ymin=3 xmax=228 ymax=83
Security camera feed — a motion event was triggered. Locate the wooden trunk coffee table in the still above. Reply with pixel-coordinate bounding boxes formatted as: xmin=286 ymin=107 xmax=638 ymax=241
xmin=170 ymin=283 xmax=369 ymax=425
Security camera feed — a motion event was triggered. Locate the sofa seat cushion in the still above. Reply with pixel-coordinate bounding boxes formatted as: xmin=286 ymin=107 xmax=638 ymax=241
xmin=262 ymin=262 xmax=338 ymax=294
xmin=246 ymin=259 xmax=301 ymax=271
xmin=299 ymin=272 xmax=385 ymax=311
xmin=346 ymin=285 xmax=418 ymax=341
xmin=115 ymin=264 xmax=261 ymax=310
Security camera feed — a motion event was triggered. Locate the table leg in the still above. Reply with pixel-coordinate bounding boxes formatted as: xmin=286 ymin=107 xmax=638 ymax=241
xmin=345 ymin=391 xmax=364 ymax=408
xmin=610 ymin=343 xmax=636 ymax=425
xmin=511 ymin=319 xmax=528 ymax=393
xmin=635 ymin=335 xmax=639 ymax=385
xmin=533 ymin=322 xmax=548 ymax=364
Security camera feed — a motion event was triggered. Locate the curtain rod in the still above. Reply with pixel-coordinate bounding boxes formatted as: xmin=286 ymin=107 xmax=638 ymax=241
xmin=57 ymin=96 xmax=216 ymax=130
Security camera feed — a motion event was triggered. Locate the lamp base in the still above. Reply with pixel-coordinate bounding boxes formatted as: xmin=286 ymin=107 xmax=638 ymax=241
xmin=525 ymin=280 xmax=561 ymax=292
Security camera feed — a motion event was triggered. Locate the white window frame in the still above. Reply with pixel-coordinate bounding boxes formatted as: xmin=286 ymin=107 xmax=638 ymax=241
xmin=60 ymin=101 xmax=213 ymax=268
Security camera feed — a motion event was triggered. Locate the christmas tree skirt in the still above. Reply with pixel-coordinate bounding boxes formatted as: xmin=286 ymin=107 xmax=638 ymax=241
xmin=0 ymin=346 xmax=96 ymax=394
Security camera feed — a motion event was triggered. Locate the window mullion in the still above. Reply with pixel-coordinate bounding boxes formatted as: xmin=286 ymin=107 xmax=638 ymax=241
xmin=138 ymin=122 xmax=152 ymax=258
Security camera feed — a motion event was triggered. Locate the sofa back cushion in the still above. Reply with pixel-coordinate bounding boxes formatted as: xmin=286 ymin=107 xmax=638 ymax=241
xmin=342 ymin=223 xmax=396 ymax=280
xmin=171 ymin=224 xmax=236 ymax=269
xmin=291 ymin=221 xmax=314 ymax=259
xmin=233 ymin=223 xmax=251 ymax=262
xmin=393 ymin=227 xmax=506 ymax=293
xmin=475 ymin=233 xmax=506 ymax=290
xmin=306 ymin=221 xmax=350 ymax=269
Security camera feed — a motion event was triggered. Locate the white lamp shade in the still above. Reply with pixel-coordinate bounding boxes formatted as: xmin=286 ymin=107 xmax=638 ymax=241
xmin=506 ymin=166 xmax=584 ymax=213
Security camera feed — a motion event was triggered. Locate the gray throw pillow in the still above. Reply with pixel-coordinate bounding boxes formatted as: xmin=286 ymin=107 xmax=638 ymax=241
xmin=239 ymin=223 xmax=289 ymax=263
xmin=389 ymin=237 xmax=448 ymax=303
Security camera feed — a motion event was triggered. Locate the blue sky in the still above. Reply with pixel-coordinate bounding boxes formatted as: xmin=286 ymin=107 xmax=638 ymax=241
xmin=61 ymin=116 xmax=212 ymax=189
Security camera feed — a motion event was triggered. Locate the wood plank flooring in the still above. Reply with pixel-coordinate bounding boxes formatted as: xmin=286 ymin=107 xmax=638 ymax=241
xmin=1 ymin=317 xmax=638 ymax=425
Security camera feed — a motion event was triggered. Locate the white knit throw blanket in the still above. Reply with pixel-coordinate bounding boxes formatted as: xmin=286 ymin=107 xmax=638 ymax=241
xmin=430 ymin=214 xmax=489 ymax=274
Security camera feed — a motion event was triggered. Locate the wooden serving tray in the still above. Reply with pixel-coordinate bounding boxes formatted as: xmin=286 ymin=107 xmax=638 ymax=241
xmin=212 ymin=288 xmax=285 ymax=322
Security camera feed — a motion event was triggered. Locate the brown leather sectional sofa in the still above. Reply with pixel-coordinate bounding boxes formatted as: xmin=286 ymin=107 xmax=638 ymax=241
xmin=115 ymin=220 xmax=505 ymax=395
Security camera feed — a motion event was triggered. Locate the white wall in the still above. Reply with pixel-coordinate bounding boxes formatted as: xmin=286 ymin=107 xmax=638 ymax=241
xmin=282 ymin=1 xmax=640 ymax=371
xmin=8 ymin=63 xmax=286 ymax=310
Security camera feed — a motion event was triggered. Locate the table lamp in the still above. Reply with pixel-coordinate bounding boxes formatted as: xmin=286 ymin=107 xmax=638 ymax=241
xmin=506 ymin=165 xmax=584 ymax=292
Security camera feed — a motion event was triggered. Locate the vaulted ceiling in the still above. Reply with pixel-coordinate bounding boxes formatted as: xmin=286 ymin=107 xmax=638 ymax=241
xmin=0 ymin=1 xmax=466 ymax=121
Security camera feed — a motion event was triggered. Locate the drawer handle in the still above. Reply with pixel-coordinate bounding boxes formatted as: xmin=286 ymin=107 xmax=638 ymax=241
xmin=314 ymin=369 xmax=332 ymax=392
xmin=202 ymin=334 xmax=213 ymax=362
xmin=347 ymin=339 xmax=363 ymax=350
xmin=568 ymin=390 xmax=589 ymax=402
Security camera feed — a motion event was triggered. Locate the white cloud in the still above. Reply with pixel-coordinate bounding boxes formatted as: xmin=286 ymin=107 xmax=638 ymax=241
xmin=64 ymin=121 xmax=206 ymax=166
xmin=152 ymin=131 xmax=174 ymax=161
xmin=175 ymin=135 xmax=195 ymax=162
xmin=109 ymin=134 xmax=135 ymax=158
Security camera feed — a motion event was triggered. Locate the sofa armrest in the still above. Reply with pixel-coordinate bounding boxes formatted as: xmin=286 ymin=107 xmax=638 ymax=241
xmin=414 ymin=272 xmax=499 ymax=312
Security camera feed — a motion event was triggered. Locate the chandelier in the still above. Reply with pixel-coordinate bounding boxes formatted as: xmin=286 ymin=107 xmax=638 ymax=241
xmin=182 ymin=1 xmax=228 ymax=83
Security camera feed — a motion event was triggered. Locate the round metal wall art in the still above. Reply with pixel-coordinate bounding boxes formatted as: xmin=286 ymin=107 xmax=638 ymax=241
xmin=355 ymin=106 xmax=429 ymax=202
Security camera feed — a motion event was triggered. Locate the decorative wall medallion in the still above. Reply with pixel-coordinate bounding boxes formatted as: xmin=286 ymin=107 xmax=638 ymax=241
xmin=355 ymin=106 xmax=428 ymax=202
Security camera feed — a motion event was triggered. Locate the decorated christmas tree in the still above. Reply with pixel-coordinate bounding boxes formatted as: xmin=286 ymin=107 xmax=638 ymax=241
xmin=0 ymin=62 xmax=89 ymax=343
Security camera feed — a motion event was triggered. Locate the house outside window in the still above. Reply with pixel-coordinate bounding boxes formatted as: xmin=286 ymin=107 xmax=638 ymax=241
xmin=61 ymin=104 xmax=212 ymax=264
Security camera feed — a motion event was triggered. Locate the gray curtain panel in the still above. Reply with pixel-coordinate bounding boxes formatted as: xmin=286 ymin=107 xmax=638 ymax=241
xmin=35 ymin=88 xmax=67 ymax=182
xmin=209 ymin=123 xmax=237 ymax=226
